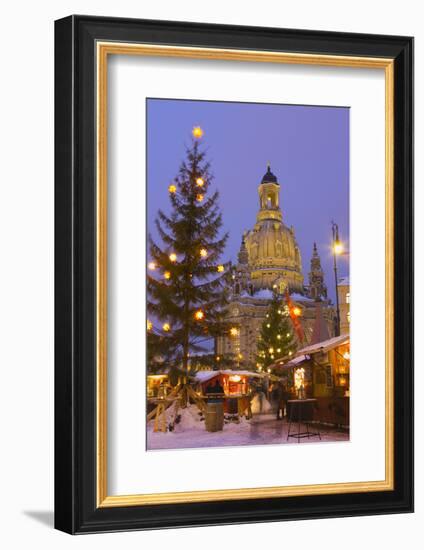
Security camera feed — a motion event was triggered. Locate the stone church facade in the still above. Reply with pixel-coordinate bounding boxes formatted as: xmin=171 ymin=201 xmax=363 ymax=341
xmin=216 ymin=165 xmax=335 ymax=369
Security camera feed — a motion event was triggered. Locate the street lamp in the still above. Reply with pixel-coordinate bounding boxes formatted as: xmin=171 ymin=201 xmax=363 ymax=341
xmin=332 ymin=221 xmax=343 ymax=336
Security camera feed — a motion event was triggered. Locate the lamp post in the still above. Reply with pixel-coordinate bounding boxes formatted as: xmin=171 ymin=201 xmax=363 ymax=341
xmin=332 ymin=221 xmax=343 ymax=337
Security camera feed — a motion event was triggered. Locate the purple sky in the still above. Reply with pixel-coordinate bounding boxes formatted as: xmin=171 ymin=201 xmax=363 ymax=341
xmin=147 ymin=98 xmax=349 ymax=303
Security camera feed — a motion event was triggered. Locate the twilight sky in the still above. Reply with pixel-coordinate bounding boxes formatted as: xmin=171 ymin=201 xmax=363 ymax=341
xmin=147 ymin=98 xmax=349 ymax=303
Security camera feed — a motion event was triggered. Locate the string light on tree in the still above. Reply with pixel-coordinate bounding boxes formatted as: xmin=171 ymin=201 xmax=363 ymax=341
xmin=194 ymin=309 xmax=205 ymax=321
xmin=192 ymin=126 xmax=204 ymax=139
xmin=196 ymin=177 xmax=204 ymax=187
xmin=169 ymin=253 xmax=177 ymax=263
xmin=164 ymin=271 xmax=171 ymax=280
xmin=148 ymin=261 xmax=156 ymax=270
xmin=196 ymin=193 xmax=204 ymax=203
xmin=168 ymin=184 xmax=177 ymax=194
xmin=217 ymin=264 xmax=224 ymax=273
xmin=162 ymin=323 xmax=171 ymax=332
xmin=147 ymin=320 xmax=153 ymax=331
xmin=199 ymin=248 xmax=208 ymax=258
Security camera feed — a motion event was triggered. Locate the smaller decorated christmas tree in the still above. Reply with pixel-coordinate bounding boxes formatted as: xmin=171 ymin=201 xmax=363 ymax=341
xmin=256 ymin=291 xmax=297 ymax=370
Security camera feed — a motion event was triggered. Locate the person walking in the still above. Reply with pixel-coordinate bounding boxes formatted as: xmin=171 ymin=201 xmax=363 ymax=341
xmin=274 ymin=381 xmax=284 ymax=420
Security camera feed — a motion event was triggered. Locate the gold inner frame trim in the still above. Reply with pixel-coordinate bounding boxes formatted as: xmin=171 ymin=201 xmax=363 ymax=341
xmin=96 ymin=41 xmax=394 ymax=508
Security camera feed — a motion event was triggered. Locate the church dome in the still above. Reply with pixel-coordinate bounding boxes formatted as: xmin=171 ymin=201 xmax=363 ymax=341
xmin=261 ymin=165 xmax=279 ymax=184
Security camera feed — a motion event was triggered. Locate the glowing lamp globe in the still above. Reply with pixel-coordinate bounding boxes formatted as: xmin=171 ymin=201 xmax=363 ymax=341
xmin=334 ymin=241 xmax=344 ymax=255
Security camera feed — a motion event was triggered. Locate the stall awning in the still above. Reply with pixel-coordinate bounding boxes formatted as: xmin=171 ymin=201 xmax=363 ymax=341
xmin=270 ymin=354 xmax=308 ymax=370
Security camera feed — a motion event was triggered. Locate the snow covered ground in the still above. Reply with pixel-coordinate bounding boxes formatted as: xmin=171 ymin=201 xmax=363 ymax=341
xmin=147 ymin=406 xmax=349 ymax=450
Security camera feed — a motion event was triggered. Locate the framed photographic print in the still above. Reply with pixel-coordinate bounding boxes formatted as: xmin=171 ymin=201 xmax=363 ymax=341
xmin=54 ymin=15 xmax=414 ymax=533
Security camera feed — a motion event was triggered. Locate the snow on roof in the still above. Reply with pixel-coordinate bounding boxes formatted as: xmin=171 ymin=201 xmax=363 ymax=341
xmin=194 ymin=370 xmax=265 ymax=382
xmin=290 ymin=292 xmax=314 ymax=303
xmin=338 ymin=276 xmax=350 ymax=286
xmin=253 ymin=289 xmax=274 ymax=300
xmin=297 ymin=334 xmax=349 ymax=356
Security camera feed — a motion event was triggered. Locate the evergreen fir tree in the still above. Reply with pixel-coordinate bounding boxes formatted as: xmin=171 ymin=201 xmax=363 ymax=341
xmin=147 ymin=132 xmax=230 ymax=377
xmin=256 ymin=291 xmax=297 ymax=370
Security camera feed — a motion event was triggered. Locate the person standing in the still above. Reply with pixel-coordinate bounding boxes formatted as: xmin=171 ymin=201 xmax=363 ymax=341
xmin=274 ymin=381 xmax=284 ymax=420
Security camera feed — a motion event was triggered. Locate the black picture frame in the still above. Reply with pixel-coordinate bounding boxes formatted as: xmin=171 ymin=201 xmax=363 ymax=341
xmin=55 ymin=15 xmax=414 ymax=534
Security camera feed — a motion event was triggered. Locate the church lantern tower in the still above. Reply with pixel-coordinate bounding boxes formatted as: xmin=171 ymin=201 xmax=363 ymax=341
xmin=244 ymin=164 xmax=304 ymax=293
xmin=308 ymin=242 xmax=328 ymax=300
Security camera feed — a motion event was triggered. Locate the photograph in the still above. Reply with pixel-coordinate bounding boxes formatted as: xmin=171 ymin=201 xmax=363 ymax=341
xmin=146 ymin=98 xmax=350 ymax=450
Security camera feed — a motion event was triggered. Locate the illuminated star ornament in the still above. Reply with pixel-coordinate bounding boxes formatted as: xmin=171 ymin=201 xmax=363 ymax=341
xmin=192 ymin=126 xmax=204 ymax=139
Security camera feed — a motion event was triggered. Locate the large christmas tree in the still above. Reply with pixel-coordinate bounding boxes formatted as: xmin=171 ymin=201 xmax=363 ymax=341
xmin=256 ymin=291 xmax=297 ymax=370
xmin=147 ymin=128 xmax=230 ymax=376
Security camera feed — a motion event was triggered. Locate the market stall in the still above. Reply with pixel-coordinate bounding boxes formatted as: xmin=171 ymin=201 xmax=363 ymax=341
xmin=194 ymin=370 xmax=266 ymax=418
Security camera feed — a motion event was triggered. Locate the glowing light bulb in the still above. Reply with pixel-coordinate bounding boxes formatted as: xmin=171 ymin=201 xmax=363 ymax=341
xmin=147 ymin=320 xmax=153 ymax=331
xmin=293 ymin=307 xmax=301 ymax=317
xmin=168 ymin=184 xmax=177 ymax=194
xmin=269 ymin=348 xmax=274 ymax=354
xmin=230 ymin=327 xmax=238 ymax=337
xmin=194 ymin=310 xmax=205 ymax=321
xmin=266 ymin=323 xmax=270 ymax=328
xmin=169 ymin=253 xmax=177 ymax=263
xmin=148 ymin=261 xmax=156 ymax=270
xmin=196 ymin=193 xmax=204 ymax=202
xmin=277 ymin=335 xmax=281 ymax=340
xmin=192 ymin=126 xmax=204 ymax=139
xmin=196 ymin=177 xmax=204 ymax=187
xmin=164 ymin=271 xmax=171 ymax=280
xmin=217 ymin=264 xmax=224 ymax=273
xmin=334 ymin=241 xmax=344 ymax=255
xmin=162 ymin=323 xmax=170 ymax=332
xmin=200 ymin=248 xmax=208 ymax=258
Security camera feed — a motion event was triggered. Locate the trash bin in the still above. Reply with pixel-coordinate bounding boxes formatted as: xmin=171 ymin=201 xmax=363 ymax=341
xmin=205 ymin=402 xmax=224 ymax=432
